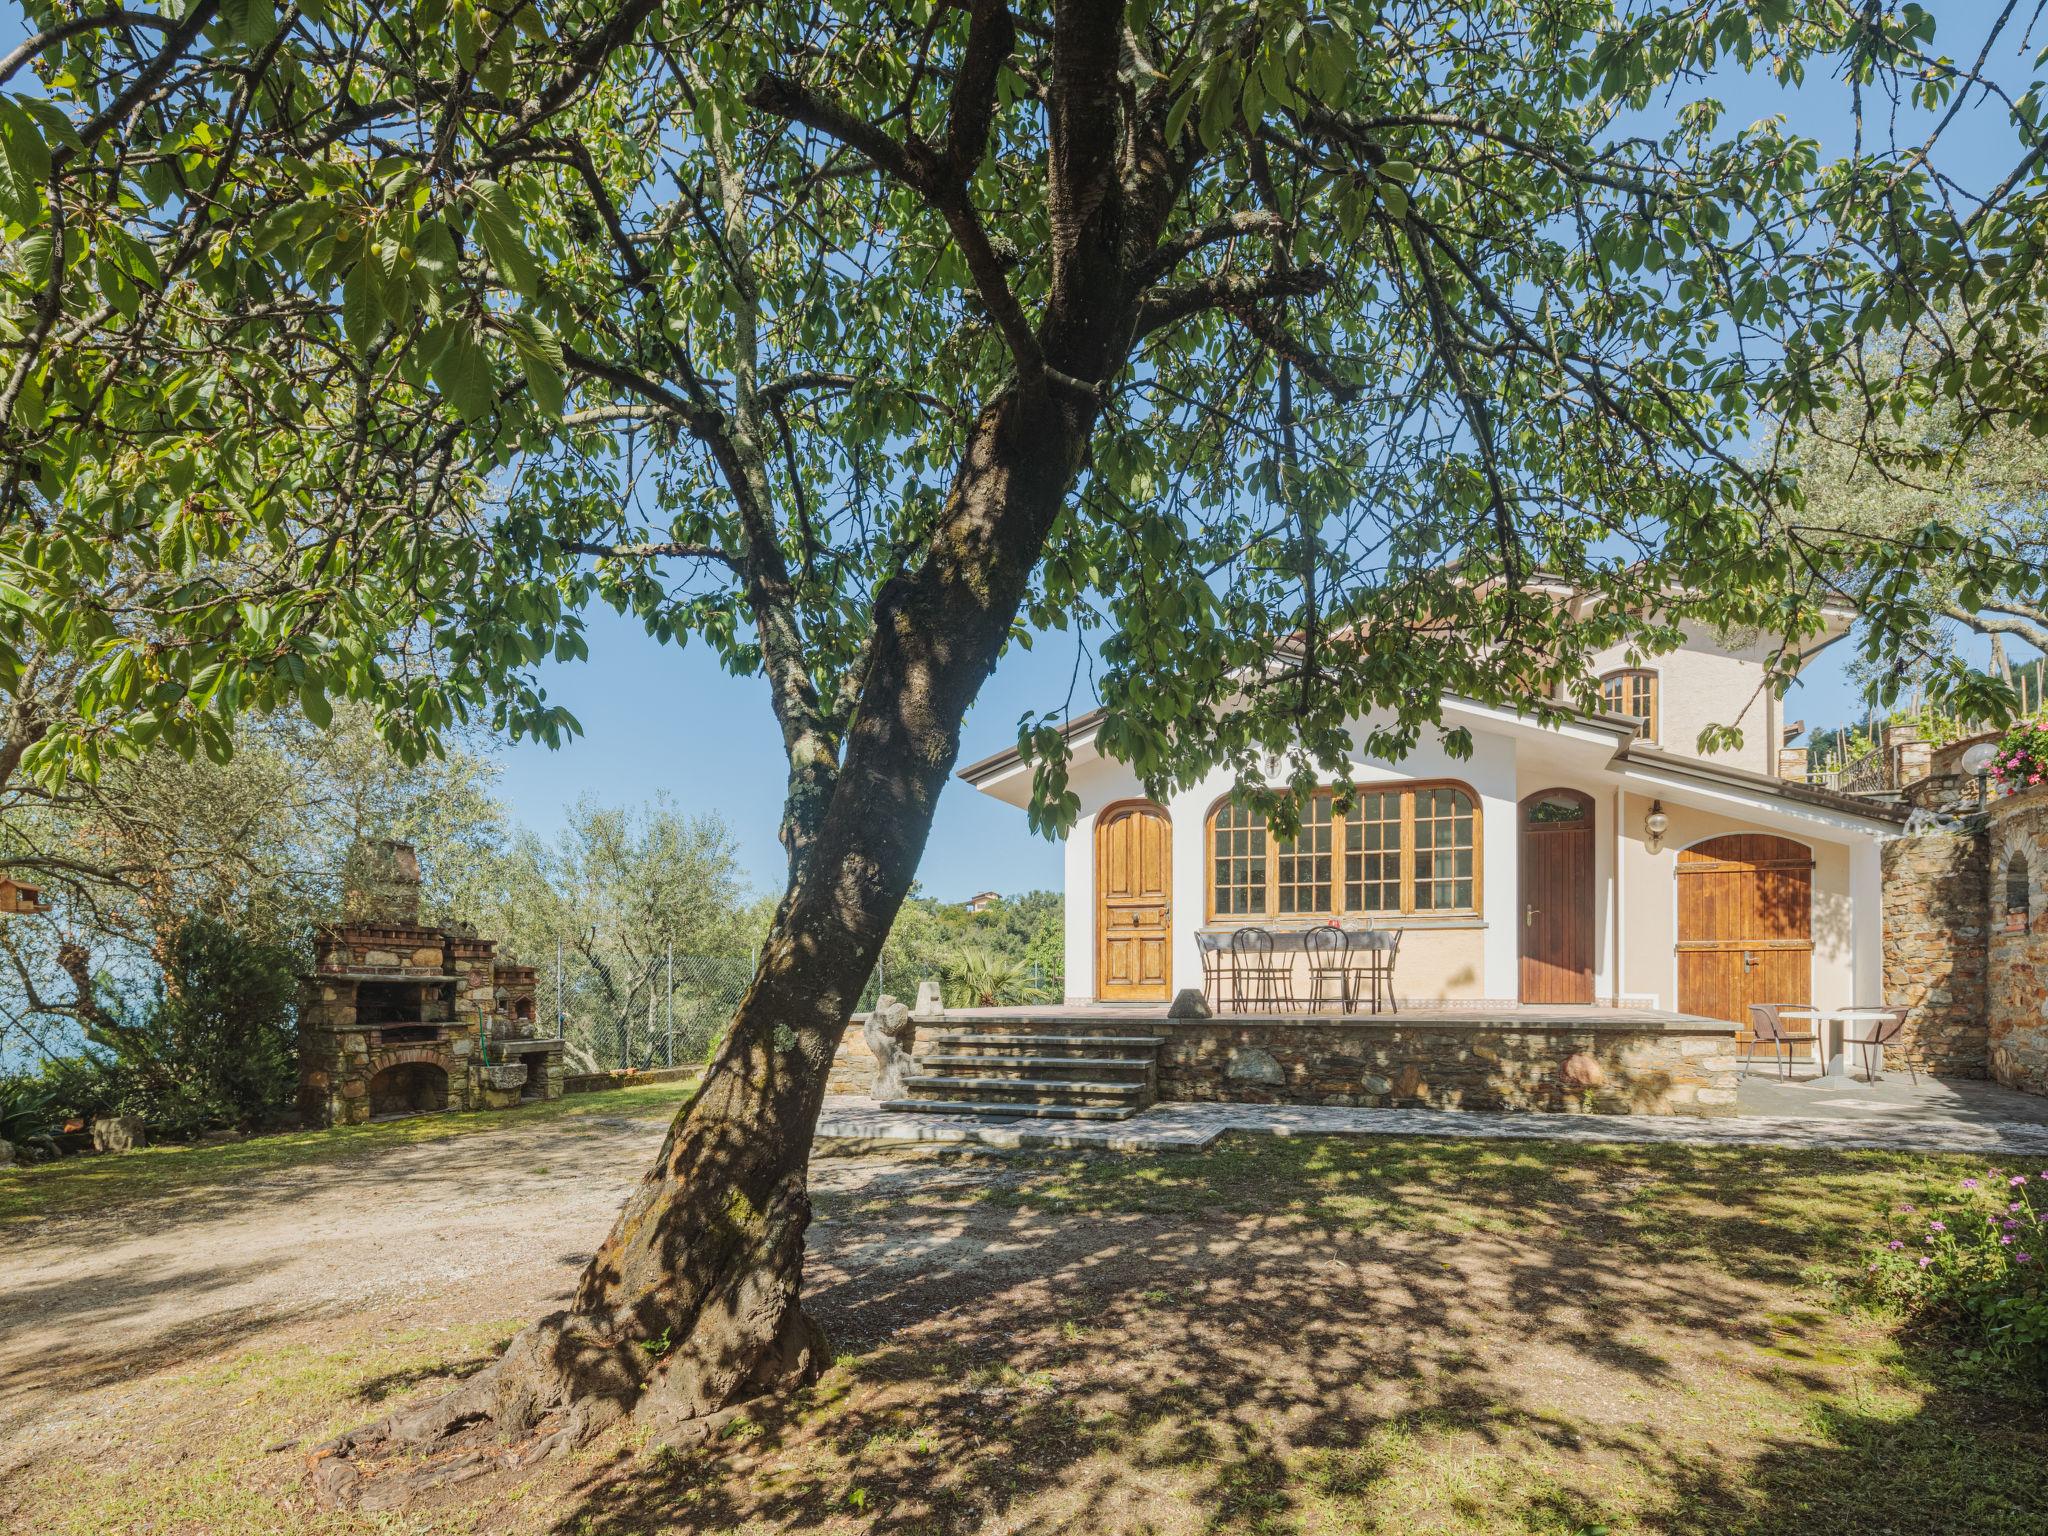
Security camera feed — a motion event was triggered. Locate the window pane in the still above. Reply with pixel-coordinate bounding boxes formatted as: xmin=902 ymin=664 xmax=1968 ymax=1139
xmin=1212 ymin=802 xmax=1267 ymax=915
xmin=1343 ymin=790 xmax=1402 ymax=912
xmin=1600 ymin=671 xmax=1657 ymax=740
xmin=1412 ymin=787 xmax=1477 ymax=911
xmin=1275 ymin=794 xmax=1333 ymax=914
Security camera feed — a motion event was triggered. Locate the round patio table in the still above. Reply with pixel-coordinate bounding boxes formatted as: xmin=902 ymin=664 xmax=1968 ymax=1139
xmin=1814 ymin=1006 xmax=1898 ymax=1082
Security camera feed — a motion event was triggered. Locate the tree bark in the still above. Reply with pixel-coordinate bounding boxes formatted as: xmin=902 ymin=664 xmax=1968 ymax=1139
xmin=318 ymin=381 xmax=1098 ymax=1495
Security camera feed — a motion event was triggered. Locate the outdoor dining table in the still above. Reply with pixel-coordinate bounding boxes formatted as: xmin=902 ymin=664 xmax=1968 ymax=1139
xmin=1195 ymin=924 xmax=1400 ymax=1011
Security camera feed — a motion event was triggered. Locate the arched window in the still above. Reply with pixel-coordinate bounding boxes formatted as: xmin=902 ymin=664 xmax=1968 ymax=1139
xmin=2007 ymin=851 xmax=2034 ymax=921
xmin=1599 ymin=669 xmax=1659 ymax=741
xmin=1207 ymin=784 xmax=1481 ymax=921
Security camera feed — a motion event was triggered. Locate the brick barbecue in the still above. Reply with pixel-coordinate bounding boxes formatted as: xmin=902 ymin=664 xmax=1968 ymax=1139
xmin=296 ymin=841 xmax=564 ymax=1127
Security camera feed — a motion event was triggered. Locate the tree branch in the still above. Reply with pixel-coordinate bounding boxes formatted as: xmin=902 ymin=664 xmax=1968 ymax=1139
xmin=1133 ymin=264 xmax=1331 ymax=339
xmin=561 ymin=539 xmax=739 ymax=569
xmin=1133 ymin=210 xmax=1287 ymax=285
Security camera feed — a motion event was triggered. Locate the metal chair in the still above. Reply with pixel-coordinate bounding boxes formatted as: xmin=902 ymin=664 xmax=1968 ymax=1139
xmin=1843 ymin=1006 xmax=1915 ymax=1085
xmin=1198 ymin=933 xmax=1229 ymax=1010
xmin=1742 ymin=1003 xmax=1821 ymax=1081
xmin=1305 ymin=925 xmax=1349 ymax=1012
xmin=1228 ymin=926 xmax=1291 ymax=1012
xmin=1344 ymin=929 xmax=1401 ymax=1015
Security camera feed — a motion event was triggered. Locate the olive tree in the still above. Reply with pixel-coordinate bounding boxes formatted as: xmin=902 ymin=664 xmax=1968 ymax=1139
xmin=6 ymin=0 xmax=2046 ymax=1488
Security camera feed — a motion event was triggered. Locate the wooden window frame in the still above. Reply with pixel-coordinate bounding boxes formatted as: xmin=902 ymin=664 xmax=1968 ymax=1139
xmin=1599 ymin=668 xmax=1659 ymax=742
xmin=1204 ymin=782 xmax=1483 ymax=923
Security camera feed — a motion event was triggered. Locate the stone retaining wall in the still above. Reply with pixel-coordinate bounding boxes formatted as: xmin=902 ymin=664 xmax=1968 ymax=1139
xmin=1881 ymin=828 xmax=1990 ymax=1076
xmin=1988 ymin=785 xmax=2048 ymax=1095
xmin=830 ymin=1027 xmax=882 ymax=1097
xmin=1153 ymin=1018 xmax=1741 ymax=1117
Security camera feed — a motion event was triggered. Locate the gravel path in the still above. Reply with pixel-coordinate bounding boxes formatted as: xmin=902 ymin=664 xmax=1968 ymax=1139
xmin=0 ymin=1109 xmax=982 ymax=1475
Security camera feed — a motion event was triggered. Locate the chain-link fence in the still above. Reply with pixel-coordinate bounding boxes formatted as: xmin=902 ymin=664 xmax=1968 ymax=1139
xmin=537 ymin=938 xmax=756 ymax=1074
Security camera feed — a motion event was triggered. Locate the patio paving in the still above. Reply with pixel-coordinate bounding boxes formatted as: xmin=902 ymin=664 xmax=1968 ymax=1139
xmin=815 ymin=1074 xmax=2048 ymax=1157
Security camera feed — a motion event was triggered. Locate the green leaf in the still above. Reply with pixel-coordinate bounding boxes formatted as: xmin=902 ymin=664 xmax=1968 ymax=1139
xmin=430 ymin=321 xmax=497 ymax=422
xmin=469 ymin=182 xmax=541 ymax=298
xmin=0 ymin=97 xmax=52 ymax=182
xmin=519 ymin=349 xmax=565 ymax=416
xmin=219 ymin=0 xmax=279 ymax=48
xmin=342 ymin=257 xmax=382 ymax=349
xmin=299 ymin=680 xmax=333 ymax=727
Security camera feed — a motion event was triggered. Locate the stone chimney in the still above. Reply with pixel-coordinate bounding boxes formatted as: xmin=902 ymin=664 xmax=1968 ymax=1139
xmin=1777 ymin=745 xmax=1808 ymax=782
xmin=343 ymin=838 xmax=424 ymax=925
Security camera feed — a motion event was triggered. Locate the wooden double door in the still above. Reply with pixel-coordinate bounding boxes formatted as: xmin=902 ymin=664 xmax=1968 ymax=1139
xmin=1096 ymin=802 xmax=1171 ymax=1001
xmin=1676 ymin=833 xmax=1814 ymax=1040
xmin=1519 ymin=789 xmax=1596 ymax=1004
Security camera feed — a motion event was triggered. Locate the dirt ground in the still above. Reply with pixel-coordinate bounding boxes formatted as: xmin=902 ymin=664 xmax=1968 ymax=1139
xmin=2 ymin=1099 xmax=2044 ymax=1535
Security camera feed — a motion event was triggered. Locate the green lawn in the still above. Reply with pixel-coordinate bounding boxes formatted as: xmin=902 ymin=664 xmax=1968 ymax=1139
xmin=0 ymin=1076 xmax=700 ymax=1226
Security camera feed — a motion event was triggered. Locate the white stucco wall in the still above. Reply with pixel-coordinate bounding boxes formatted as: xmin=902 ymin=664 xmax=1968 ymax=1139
xmin=1590 ymin=622 xmax=1780 ymax=776
xmin=1058 ymin=715 xmax=1520 ymax=1003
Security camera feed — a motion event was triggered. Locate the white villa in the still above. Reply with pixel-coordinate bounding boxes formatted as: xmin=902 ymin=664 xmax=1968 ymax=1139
xmin=960 ymin=605 xmax=1908 ymax=1027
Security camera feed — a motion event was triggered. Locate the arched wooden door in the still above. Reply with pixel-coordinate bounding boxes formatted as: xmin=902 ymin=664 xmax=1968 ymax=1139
xmin=1676 ymin=834 xmax=1814 ymax=1036
xmin=1096 ymin=802 xmax=1171 ymax=1001
xmin=1519 ymin=789 xmax=1596 ymax=1004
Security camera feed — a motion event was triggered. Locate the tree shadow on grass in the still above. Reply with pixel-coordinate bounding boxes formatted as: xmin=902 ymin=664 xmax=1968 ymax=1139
xmin=509 ymin=1136 xmax=2048 ymax=1535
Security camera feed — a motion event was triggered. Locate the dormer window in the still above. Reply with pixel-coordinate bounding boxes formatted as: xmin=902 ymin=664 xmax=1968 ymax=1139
xmin=1600 ymin=669 xmax=1659 ymax=742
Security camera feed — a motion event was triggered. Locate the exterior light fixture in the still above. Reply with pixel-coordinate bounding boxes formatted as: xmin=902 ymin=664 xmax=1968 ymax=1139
xmin=1644 ymin=800 xmax=1670 ymax=853
xmin=1961 ymin=740 xmax=1999 ymax=810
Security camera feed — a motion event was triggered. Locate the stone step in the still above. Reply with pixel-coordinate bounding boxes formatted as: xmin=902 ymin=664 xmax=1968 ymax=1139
xmin=923 ymin=1031 xmax=1164 ymax=1048
xmin=902 ymin=1074 xmax=1147 ymax=1097
xmin=877 ymin=1098 xmax=1141 ymax=1121
xmin=916 ymin=1052 xmax=1155 ymax=1071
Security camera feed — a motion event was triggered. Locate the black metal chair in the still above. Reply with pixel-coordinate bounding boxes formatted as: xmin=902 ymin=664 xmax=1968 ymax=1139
xmin=1742 ymin=1002 xmax=1821 ymax=1081
xmin=1229 ymin=926 xmax=1291 ymax=1012
xmin=1843 ymin=1006 xmax=1915 ymax=1085
xmin=1305 ymin=925 xmax=1349 ymax=1012
xmin=1198 ymin=934 xmax=1230 ymax=1010
xmin=1343 ymin=929 xmax=1400 ymax=1014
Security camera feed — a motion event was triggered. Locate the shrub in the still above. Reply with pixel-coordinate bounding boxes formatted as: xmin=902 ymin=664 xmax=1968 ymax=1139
xmin=1860 ymin=1169 xmax=2048 ymax=1383
xmin=1988 ymin=719 xmax=2048 ymax=796
xmin=0 ymin=1075 xmax=61 ymax=1145
xmin=86 ymin=916 xmax=300 ymax=1138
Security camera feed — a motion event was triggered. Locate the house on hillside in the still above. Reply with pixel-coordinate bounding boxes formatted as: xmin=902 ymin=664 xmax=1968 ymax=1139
xmin=962 ymin=890 xmax=1003 ymax=913
xmin=960 ymin=600 xmax=1907 ymax=1024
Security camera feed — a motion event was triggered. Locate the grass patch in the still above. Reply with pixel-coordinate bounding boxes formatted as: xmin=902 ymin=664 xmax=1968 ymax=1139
xmin=0 ymin=1077 xmax=698 ymax=1225
xmin=7 ymin=1127 xmax=2046 ymax=1534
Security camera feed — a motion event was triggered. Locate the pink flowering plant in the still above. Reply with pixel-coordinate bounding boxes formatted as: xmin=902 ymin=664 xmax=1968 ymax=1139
xmin=1861 ymin=1169 xmax=2048 ymax=1382
xmin=1987 ymin=720 xmax=2048 ymax=795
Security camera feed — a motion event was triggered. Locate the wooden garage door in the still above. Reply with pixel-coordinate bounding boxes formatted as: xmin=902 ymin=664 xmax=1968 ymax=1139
xmin=1097 ymin=803 xmax=1171 ymax=1000
xmin=1676 ymin=834 xmax=1813 ymax=1043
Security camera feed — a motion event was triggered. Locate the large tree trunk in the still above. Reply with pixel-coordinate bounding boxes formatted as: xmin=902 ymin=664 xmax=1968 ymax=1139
xmin=316 ymin=384 xmax=1097 ymax=1499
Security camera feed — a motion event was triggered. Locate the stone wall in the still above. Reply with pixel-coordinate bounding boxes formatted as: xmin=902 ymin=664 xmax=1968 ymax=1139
xmin=1881 ymin=829 xmax=1990 ymax=1077
xmin=1988 ymin=785 xmax=2048 ymax=1095
xmin=829 ymin=1026 xmax=883 ymax=1097
xmin=1152 ymin=1016 xmax=1741 ymax=1117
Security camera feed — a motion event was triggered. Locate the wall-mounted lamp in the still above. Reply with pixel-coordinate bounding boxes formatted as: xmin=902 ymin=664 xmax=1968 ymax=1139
xmin=1645 ymin=800 xmax=1670 ymax=854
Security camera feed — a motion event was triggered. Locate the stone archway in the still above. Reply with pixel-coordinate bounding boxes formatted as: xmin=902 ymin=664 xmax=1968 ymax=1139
xmin=368 ymin=1061 xmax=450 ymax=1117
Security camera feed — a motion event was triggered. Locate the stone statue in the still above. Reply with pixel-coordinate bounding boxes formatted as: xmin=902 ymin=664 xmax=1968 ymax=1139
xmin=864 ymin=994 xmax=917 ymax=1100
xmin=912 ymin=978 xmax=946 ymax=1018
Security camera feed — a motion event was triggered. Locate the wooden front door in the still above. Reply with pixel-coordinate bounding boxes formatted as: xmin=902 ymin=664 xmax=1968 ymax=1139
xmin=1676 ymin=833 xmax=1814 ymax=1041
xmin=1096 ymin=803 xmax=1171 ymax=1001
xmin=1519 ymin=789 xmax=1596 ymax=1004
